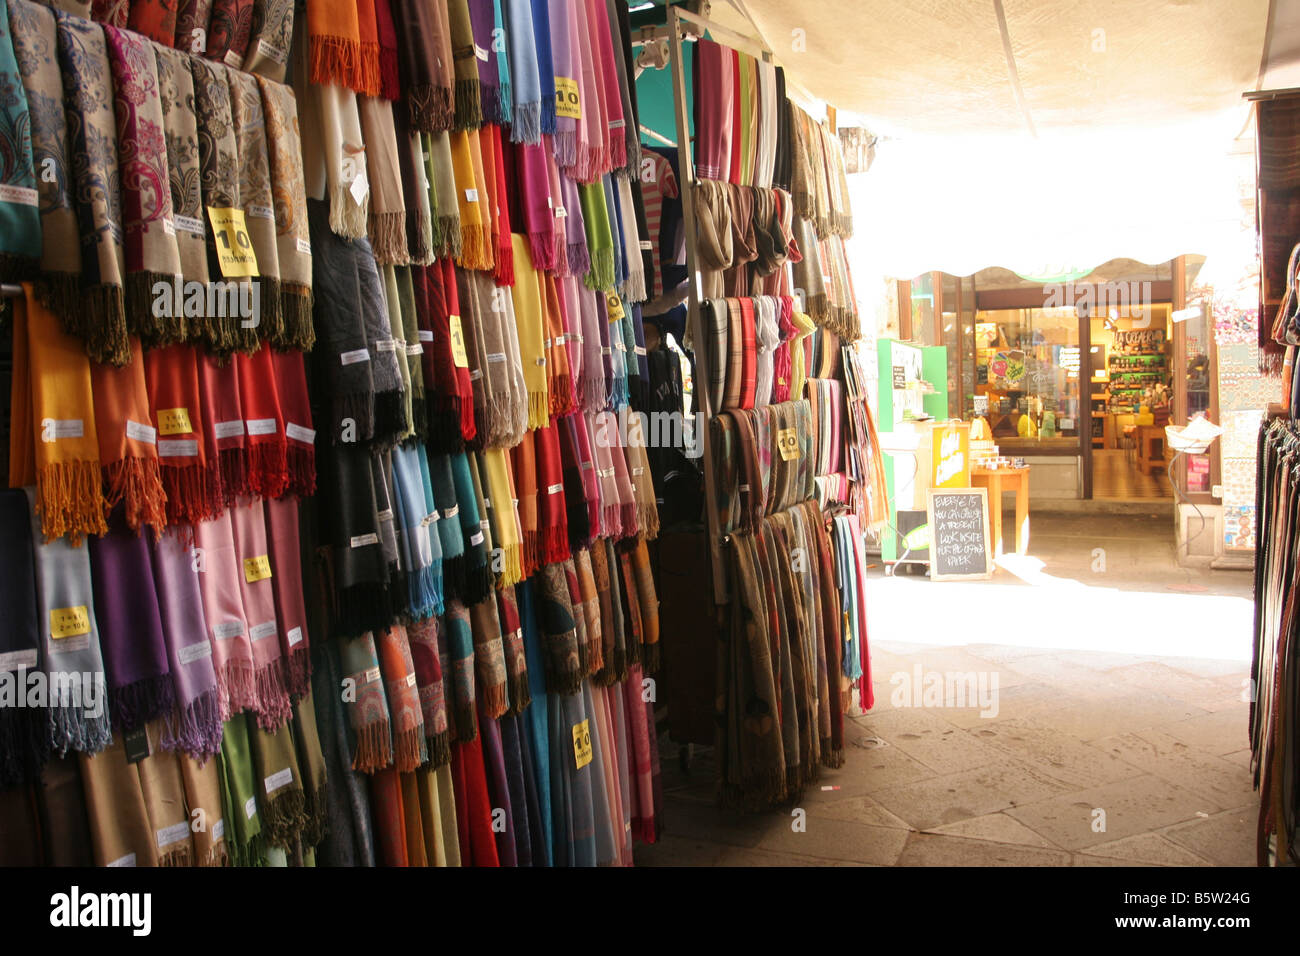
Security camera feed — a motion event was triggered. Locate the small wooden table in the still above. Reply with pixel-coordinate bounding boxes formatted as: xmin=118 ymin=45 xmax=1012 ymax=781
xmin=1135 ymin=425 xmax=1166 ymax=476
xmin=969 ymin=466 xmax=1030 ymax=557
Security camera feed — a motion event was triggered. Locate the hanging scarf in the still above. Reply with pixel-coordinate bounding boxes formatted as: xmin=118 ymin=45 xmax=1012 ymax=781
xmin=440 ymin=255 xmax=479 ymax=444
xmin=447 ymin=0 xmax=481 ymax=130
xmin=147 ymin=343 xmax=224 ymax=524
xmin=269 ymin=347 xmax=314 ymax=498
xmin=570 ymin=278 xmax=604 ymax=411
xmin=555 ymin=169 xmax=588 ymax=281
xmin=358 ymin=94 xmax=410 ymax=265
xmin=511 ymin=430 xmax=541 ymax=574
xmin=263 ymin=495 xmax=311 ymax=699
xmin=586 ymin=0 xmax=624 ymax=171
xmin=8 ymin=0 xmax=78 ymax=320
xmin=481 ymin=447 xmax=524 ymax=587
xmin=306 ymin=0 xmax=361 ymax=89
xmin=566 ymin=0 xmax=606 ymax=183
xmin=241 ymin=0 xmax=294 ymax=81
xmin=89 ymin=511 xmax=173 ymax=731
xmin=0 ymin=0 xmax=39 ymax=283
xmin=237 ymin=346 xmax=288 ymax=503
xmin=393 ymin=444 xmax=443 ymax=619
xmin=247 ymin=718 xmax=305 ymax=849
xmin=484 ymin=124 xmax=514 ymax=284
xmin=175 ymin=0 xmax=211 ymax=52
xmin=217 ymin=713 xmax=264 ymax=865
xmin=609 ymin=429 xmax=637 ymax=537
xmin=352 ymin=0 xmax=382 ymax=95
xmin=179 ymin=750 xmax=228 ymax=866
xmin=75 ymin=729 xmax=155 ymax=867
xmin=205 ymin=0 xmax=253 ymax=68
xmin=54 ymin=11 xmax=130 ymax=364
xmin=377 ymin=624 xmax=427 ymax=771
xmin=512 ymin=233 xmax=552 ymax=427
xmin=692 ymin=39 xmax=733 ymax=182
xmin=191 ymin=512 xmax=253 ymax=721
xmin=493 ymin=583 xmax=529 ymax=716
xmin=298 ymin=36 xmax=370 ymax=241
xmin=556 ymin=273 xmax=584 ymax=402
xmin=449 ymin=129 xmax=493 ymax=269
xmin=604 ymin=0 xmax=639 ymax=177
xmin=539 ymin=562 xmax=581 ymax=695
xmin=502 ymin=0 xmax=540 ymax=142
xmin=87 ymin=339 xmax=166 ymax=532
xmin=518 ymin=141 xmax=556 ymax=269
xmin=469 ymin=593 xmax=508 ymax=719
xmin=152 ymin=44 xmax=209 ymax=318
xmin=254 ymin=75 xmax=313 ymax=348
xmin=394 ymin=0 xmax=453 ymax=132
xmin=467 ymin=0 xmax=504 ymax=125
xmin=228 ymin=499 xmax=291 ymax=729
xmin=380 ymin=266 xmax=415 ymax=440
xmin=428 ymin=450 xmax=473 ymax=606
xmin=451 ymin=451 xmax=493 ymax=603
xmin=443 ymin=599 xmax=476 ymax=742
xmin=407 ymin=617 xmax=450 ymax=767
xmin=460 ymin=267 xmax=517 ymax=448
xmin=547 ymin=0 xmax=577 ymax=166
xmin=8 ymin=286 xmax=108 ymax=542
xmin=150 ymin=528 xmax=222 ymax=760
xmin=558 ymin=412 xmax=593 ymax=549
xmin=527 ymin=0 xmax=554 ymax=135
xmin=415 ymin=261 xmax=464 ymax=451
xmin=0 ymin=489 xmax=48 ymax=787
xmin=195 ymin=350 xmax=246 ymax=504
xmin=425 ymin=132 xmax=460 ymax=261
xmin=27 ymin=488 xmax=112 ymax=756
xmin=339 ymin=630 xmax=391 ymax=773
xmin=536 ymin=420 xmax=570 ymax=564
xmin=309 ymin=201 xmax=373 ymax=442
xmin=624 ymin=417 xmax=658 ymax=541
xmin=615 ymin=176 xmax=646 ymax=302
xmin=578 ymin=180 xmax=615 ymax=291
xmin=544 ymin=272 xmax=575 ymax=416
xmin=192 ymin=56 xmax=256 ymax=353
xmin=103 ymin=25 xmax=186 ymax=345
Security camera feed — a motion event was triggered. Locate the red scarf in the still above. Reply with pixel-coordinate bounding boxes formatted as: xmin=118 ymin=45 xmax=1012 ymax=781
xmin=145 ymin=344 xmax=222 ymax=525
xmin=451 ymin=737 xmax=500 ymax=867
xmin=511 ymin=431 xmax=541 ymax=577
xmin=438 ymin=258 xmax=477 ymax=445
xmin=271 ymin=349 xmax=316 ymax=498
xmin=535 ymin=421 xmax=569 ymax=566
xmin=128 ymin=0 xmax=179 ymax=45
xmin=263 ymin=495 xmax=311 ymax=699
xmin=196 ymin=351 xmax=247 ymax=506
xmin=236 ymin=345 xmax=288 ymax=500
xmin=374 ymin=0 xmax=401 ymax=100
xmin=205 ymin=0 xmax=254 ymax=67
xmin=739 ymin=297 xmax=757 ymax=409
xmin=543 ymin=272 xmax=574 ymax=417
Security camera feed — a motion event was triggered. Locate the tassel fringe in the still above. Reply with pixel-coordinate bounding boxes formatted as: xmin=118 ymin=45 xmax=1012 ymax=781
xmin=311 ymin=35 xmax=362 ymax=90
xmin=368 ymin=210 xmax=410 ymax=266
xmin=36 ymin=459 xmax=108 ymax=543
xmin=102 ymin=455 xmax=168 ymax=534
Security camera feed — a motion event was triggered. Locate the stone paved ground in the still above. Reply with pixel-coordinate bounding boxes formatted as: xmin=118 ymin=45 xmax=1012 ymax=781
xmin=634 ymin=513 xmax=1259 ymax=866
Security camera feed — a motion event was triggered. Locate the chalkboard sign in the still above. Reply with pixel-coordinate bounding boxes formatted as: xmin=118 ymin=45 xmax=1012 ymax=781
xmin=927 ymin=488 xmax=993 ymax=580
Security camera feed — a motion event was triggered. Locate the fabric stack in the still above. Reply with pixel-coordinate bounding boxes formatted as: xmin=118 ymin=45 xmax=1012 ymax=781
xmin=0 ymin=0 xmax=664 ymax=868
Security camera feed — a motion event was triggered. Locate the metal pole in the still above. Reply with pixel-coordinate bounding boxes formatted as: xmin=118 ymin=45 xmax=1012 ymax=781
xmin=667 ymin=5 xmax=728 ymax=604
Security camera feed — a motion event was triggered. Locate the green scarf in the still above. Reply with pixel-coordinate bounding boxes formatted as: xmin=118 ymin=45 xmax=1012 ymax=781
xmin=220 ymin=713 xmax=266 ymax=866
xmin=0 ymin=0 xmax=40 ymax=282
xmin=579 ymin=181 xmax=615 ymax=291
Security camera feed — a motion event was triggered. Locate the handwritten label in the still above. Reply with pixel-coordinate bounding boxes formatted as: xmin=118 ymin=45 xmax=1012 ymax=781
xmin=776 ymin=427 xmax=799 ymax=461
xmin=605 ymin=291 xmax=626 ymax=322
xmin=287 ymin=627 xmax=303 ymax=647
xmin=206 ymin=206 xmax=259 ymax=277
xmin=157 ymin=407 xmax=193 ymax=436
xmin=212 ymin=620 xmax=246 ymax=640
xmin=249 ymin=621 xmax=277 ymax=641
xmin=0 ymin=648 xmax=38 ymax=672
xmin=286 ymin=422 xmax=315 ymax=443
xmin=340 ymin=348 xmax=370 ymax=366
xmin=50 ymin=606 xmax=90 ymax=640
xmin=572 ymin=718 xmax=592 ymax=769
xmin=178 ymin=641 xmax=212 ymax=666
xmin=126 ymin=420 xmax=157 ymax=444
xmin=350 ymin=533 xmax=379 ymax=548
xmin=246 ymin=418 xmax=277 ymax=436
xmin=449 ymin=314 xmax=469 ymax=367
xmin=555 ymin=76 xmax=581 ymax=119
xmin=264 ymin=767 xmax=293 ymax=794
xmin=40 ymin=418 xmax=83 ymax=442
xmin=158 ymin=439 xmax=198 ymax=457
xmin=243 ymin=554 xmax=272 ymax=583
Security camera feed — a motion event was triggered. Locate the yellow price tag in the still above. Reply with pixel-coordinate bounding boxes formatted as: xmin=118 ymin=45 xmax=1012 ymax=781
xmin=605 ymin=291 xmax=625 ymax=323
xmin=572 ymin=718 xmax=592 ymax=770
xmin=554 ymin=76 xmax=581 ymax=119
xmin=243 ymin=555 xmax=272 ymax=583
xmin=449 ymin=314 xmax=469 ymax=368
xmin=776 ymin=427 xmax=799 ymax=461
xmin=157 ymin=407 xmax=193 ymax=436
xmin=207 ymin=205 xmax=260 ymax=277
xmin=50 ymin=606 xmax=91 ymax=640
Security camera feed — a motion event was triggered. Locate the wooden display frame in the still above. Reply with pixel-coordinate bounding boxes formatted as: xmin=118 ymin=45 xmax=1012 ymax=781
xmin=926 ymin=487 xmax=994 ymax=581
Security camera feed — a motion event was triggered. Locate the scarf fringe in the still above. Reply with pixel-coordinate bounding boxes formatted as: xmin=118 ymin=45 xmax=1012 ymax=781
xmin=641 ymin=639 xmax=660 ymax=676
xmin=261 ymin=785 xmax=307 ymax=849
xmin=49 ymin=702 xmax=112 ymax=757
xmin=351 ymin=718 xmax=393 ymax=773
xmin=285 ymin=646 xmax=311 ymax=701
xmin=1260 ymin=347 xmax=1285 ymax=375
xmin=820 ymin=739 xmax=845 ymax=770
xmin=218 ymin=446 xmax=249 ymax=505
xmin=427 ymin=730 xmax=451 ymax=769
xmin=425 ymin=393 xmax=465 ymax=452
xmin=611 ymin=372 xmax=628 ymax=410
xmin=409 ymin=562 xmax=443 ymax=621
xmin=286 ymin=443 xmax=316 ymax=497
xmin=373 ymin=388 xmax=407 ymax=445
xmin=566 ymin=240 xmax=589 ymax=281
xmin=601 ymin=503 xmax=622 ymax=540
xmin=393 ymin=723 xmax=427 ymax=773
xmin=720 ymin=770 xmax=789 ymax=813
xmin=161 ymin=460 xmax=220 ymax=527
xmin=527 ymin=389 xmax=549 ymax=431
xmin=369 ymin=209 xmax=410 ymax=266
xmin=436 ymin=214 xmax=463 ymax=260
xmin=521 ymin=530 xmax=540 ymax=579
xmin=336 ymin=583 xmax=392 ymax=639
xmin=453 ymin=696 xmax=477 ymax=744
xmin=359 ymin=42 xmax=382 ymax=97
xmin=110 ymin=674 xmax=176 ymax=733
xmin=570 ymin=144 xmax=609 ymax=187
xmin=540 ymin=94 xmax=556 ymax=136
xmin=455 ymin=222 xmax=494 ymax=272
xmin=34 ymin=272 xmax=81 ymax=331
xmin=302 ymin=780 xmax=329 ymax=849
xmin=311 ymin=34 xmax=362 ymax=90
xmin=494 ymin=233 xmax=514 ymax=286
xmin=161 ymin=685 xmax=224 ymax=760
xmin=70 ymin=283 xmax=131 ymax=367
xmin=511 ymin=101 xmax=542 ymax=146
xmin=579 ymin=374 xmax=605 ymax=414
xmin=0 ymin=705 xmax=49 ymax=788
xmin=126 ymin=271 xmax=187 ymax=346
xmin=379 ymin=46 xmax=400 ymax=101
xmin=248 ymin=440 xmax=289 ymax=500
xmin=453 ymin=79 xmax=483 ymax=131
xmin=440 ymin=552 xmax=467 ymax=606
xmin=500 ymin=542 xmax=523 ymax=588
xmin=552 ymin=230 xmax=569 ymax=276
xmin=528 ymin=230 xmax=555 ymax=272
xmin=543 ymin=529 xmax=569 ymax=566
xmin=480 ymin=84 xmax=503 ymax=127
xmin=408 ymin=87 xmax=455 ymax=134
xmin=479 ymin=680 xmax=507 ymax=722
xmin=256 ymin=275 xmax=284 ymax=345
xmin=505 ymin=668 xmax=531 ymax=717
xmin=158 ymin=841 xmax=193 ymax=867
xmin=584 ymin=247 xmax=616 ymax=292
xmin=462 ymin=559 xmax=494 ymax=607
xmin=638 ymin=503 xmax=659 ymax=542
xmin=334 ymin=389 xmax=375 ymax=446
xmin=36 ymin=460 xmax=108 ymax=543
xmin=196 ymin=305 xmax=245 ymax=357
xmin=252 ymin=658 xmax=292 ymax=731
xmin=622 ymin=268 xmax=646 ymax=304
xmin=553 ymin=129 xmax=576 ymax=170
xmin=197 ymin=838 xmax=229 ymax=867
xmin=544 ymin=638 xmax=583 ymax=697
xmin=549 ymin=372 xmax=574 ymax=417
xmin=218 ymin=657 xmax=257 ymax=719
xmin=328 ymin=183 xmax=368 ymax=241
xmin=407 ymin=211 xmax=433 ymax=266
xmin=103 ymin=455 xmax=168 ymax=533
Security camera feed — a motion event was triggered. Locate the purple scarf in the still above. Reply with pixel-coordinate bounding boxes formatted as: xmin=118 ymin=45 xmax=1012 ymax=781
xmin=468 ymin=0 xmax=506 ymax=125
xmin=151 ymin=527 xmax=223 ymax=760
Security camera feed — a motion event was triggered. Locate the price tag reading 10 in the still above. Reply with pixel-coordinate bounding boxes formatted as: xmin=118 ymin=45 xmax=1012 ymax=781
xmin=207 ymin=205 xmax=260 ymax=278
xmin=572 ymin=719 xmax=592 ymax=769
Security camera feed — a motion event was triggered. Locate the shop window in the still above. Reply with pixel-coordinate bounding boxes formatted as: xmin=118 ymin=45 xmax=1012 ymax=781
xmin=974 ymin=306 xmax=1081 ymax=451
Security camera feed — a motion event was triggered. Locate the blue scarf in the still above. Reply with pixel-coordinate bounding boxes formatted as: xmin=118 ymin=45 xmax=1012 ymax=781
xmin=518 ymin=578 xmax=553 ymax=864
xmin=504 ymin=0 xmax=542 ymax=143
xmin=392 ymin=443 xmax=443 ymax=620
xmin=529 ymin=0 xmax=556 ymax=135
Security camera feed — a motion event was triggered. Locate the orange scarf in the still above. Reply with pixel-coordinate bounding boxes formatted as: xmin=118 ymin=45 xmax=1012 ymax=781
xmin=90 ymin=339 xmax=168 ymax=533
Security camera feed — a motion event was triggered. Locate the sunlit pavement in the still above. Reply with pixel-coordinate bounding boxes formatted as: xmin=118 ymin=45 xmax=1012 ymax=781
xmin=637 ymin=514 xmax=1258 ymax=866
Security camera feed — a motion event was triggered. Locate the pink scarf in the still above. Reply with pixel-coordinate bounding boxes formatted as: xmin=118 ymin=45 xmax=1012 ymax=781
xmin=520 ymin=141 xmax=556 ymax=271
xmin=609 ymin=440 xmax=637 ymax=539
xmin=693 ymin=39 xmax=733 ymax=181
xmin=586 ymin=0 xmax=625 ymax=172
xmin=566 ymin=0 xmax=606 ymax=183
xmin=264 ymin=496 xmax=311 ymax=700
xmin=585 ymin=410 xmax=620 ymax=538
xmin=195 ymin=511 xmax=255 ymax=720
xmin=228 ymin=498 xmax=291 ymax=730
xmin=574 ymin=278 xmax=606 ymax=412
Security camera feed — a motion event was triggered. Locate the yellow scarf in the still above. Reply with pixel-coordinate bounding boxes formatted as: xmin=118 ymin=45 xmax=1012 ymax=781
xmin=481 ymin=448 xmax=523 ymax=587
xmin=510 ymin=234 xmax=550 ymax=429
xmin=449 ymin=129 xmax=493 ymax=271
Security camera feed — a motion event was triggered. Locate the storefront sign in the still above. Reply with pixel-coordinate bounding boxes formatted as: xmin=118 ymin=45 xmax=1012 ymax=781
xmin=927 ymin=488 xmax=992 ymax=581
xmin=931 ymin=422 xmax=970 ymax=488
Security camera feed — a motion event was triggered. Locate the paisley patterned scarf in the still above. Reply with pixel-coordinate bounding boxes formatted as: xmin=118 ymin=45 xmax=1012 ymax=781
xmin=228 ymin=67 xmax=284 ymax=344
xmin=0 ymin=0 xmax=39 ymax=280
xmin=406 ymin=617 xmax=450 ymax=767
xmin=54 ymin=10 xmax=130 ymax=365
xmin=205 ymin=0 xmax=253 ymax=68
xmin=243 ymin=0 xmax=294 ymax=81
xmin=153 ymin=44 xmax=209 ymax=302
xmin=7 ymin=1 xmax=69 ymax=302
